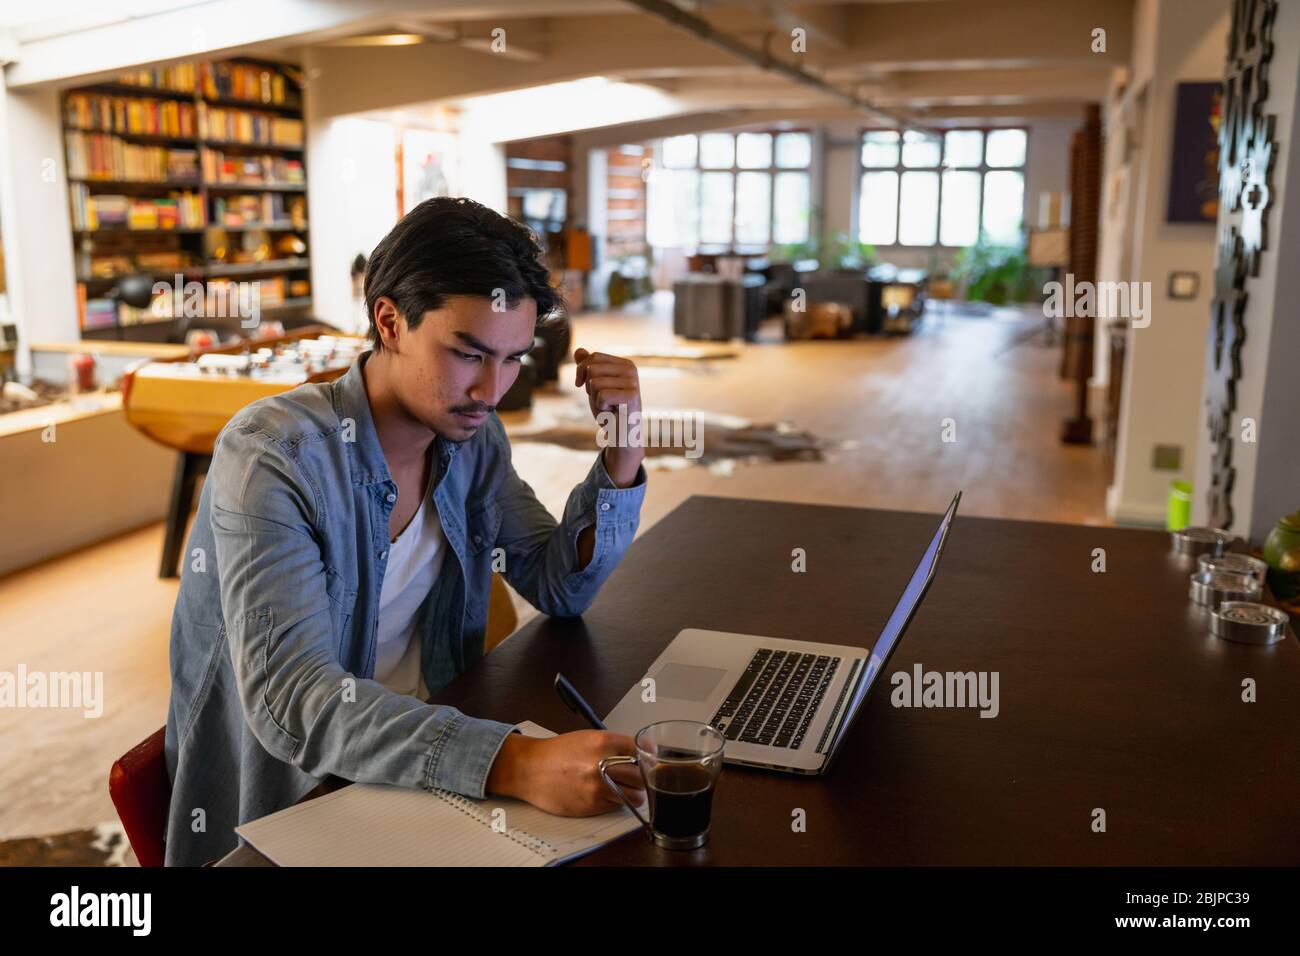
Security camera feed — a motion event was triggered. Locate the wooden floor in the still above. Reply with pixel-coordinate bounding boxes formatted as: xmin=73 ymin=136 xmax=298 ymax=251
xmin=0 ymin=296 xmax=1111 ymax=852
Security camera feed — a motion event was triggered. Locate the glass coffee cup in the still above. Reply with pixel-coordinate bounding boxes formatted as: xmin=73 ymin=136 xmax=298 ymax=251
xmin=598 ymin=720 xmax=725 ymax=850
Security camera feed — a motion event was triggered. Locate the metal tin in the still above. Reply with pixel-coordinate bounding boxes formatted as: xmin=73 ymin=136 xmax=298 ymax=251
xmin=1198 ymin=553 xmax=1268 ymax=584
xmin=1210 ymin=601 xmax=1290 ymax=645
xmin=1172 ymin=527 xmax=1233 ymax=557
xmin=1189 ymin=570 xmax=1260 ymax=607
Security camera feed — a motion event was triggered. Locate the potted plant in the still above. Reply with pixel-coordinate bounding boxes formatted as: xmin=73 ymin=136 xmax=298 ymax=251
xmin=606 ymin=256 xmax=632 ymax=308
xmin=951 ymin=231 xmax=1032 ymax=304
xmin=823 ymin=232 xmax=876 ymax=273
xmin=769 ymin=238 xmax=818 ymax=265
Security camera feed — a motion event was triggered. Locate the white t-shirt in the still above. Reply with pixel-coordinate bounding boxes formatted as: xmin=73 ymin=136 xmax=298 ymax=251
xmin=372 ymin=480 xmax=447 ymax=699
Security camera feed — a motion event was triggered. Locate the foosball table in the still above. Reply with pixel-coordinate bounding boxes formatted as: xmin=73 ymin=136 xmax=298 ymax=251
xmin=122 ymin=326 xmax=366 ymax=577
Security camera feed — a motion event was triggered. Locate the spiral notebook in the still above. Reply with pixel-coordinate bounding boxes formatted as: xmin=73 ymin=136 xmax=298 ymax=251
xmin=234 ymin=722 xmax=645 ymax=866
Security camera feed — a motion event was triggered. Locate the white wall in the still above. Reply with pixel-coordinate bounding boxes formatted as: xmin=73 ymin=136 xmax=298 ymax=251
xmin=1095 ymin=67 xmax=1138 ymax=387
xmin=582 ymin=147 xmax=610 ymax=306
xmin=303 ymin=104 xmax=400 ymax=332
xmin=1190 ymin=0 xmax=1300 ymax=543
xmin=1107 ymin=0 xmax=1230 ymax=526
xmin=304 ymin=108 xmax=507 ymax=331
xmin=302 ymin=39 xmax=513 ymax=329
xmin=0 ymin=82 xmax=79 ymax=377
xmin=1023 ymin=118 xmax=1078 ymax=222
xmin=823 ymin=122 xmax=859 ymax=240
xmin=457 ymin=136 xmax=508 ymax=215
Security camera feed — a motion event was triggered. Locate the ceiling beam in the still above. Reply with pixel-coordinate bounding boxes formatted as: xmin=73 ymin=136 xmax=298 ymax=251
xmin=744 ymin=1 xmax=849 ymax=53
xmin=2 ymin=0 xmax=578 ymax=88
xmin=822 ymin=0 xmax=1132 ymax=70
xmin=620 ymin=0 xmax=918 ymax=127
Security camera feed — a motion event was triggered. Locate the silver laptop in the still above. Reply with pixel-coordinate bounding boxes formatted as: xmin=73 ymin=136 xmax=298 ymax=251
xmin=604 ymin=492 xmax=961 ymax=775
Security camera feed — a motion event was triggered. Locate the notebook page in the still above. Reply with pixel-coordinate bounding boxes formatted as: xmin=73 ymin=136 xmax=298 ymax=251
xmin=236 ymin=783 xmax=543 ymax=866
xmin=234 ymin=721 xmax=642 ymax=866
xmin=480 ymin=798 xmax=645 ymax=864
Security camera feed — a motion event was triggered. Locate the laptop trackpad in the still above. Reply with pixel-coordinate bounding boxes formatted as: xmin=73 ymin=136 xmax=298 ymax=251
xmin=654 ymin=662 xmax=729 ymax=702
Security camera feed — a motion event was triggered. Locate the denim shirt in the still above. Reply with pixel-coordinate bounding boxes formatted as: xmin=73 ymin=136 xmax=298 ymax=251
xmin=162 ymin=350 xmax=646 ymax=866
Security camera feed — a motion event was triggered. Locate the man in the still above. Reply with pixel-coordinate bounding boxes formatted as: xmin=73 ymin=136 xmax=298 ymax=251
xmin=164 ymin=197 xmax=648 ymax=866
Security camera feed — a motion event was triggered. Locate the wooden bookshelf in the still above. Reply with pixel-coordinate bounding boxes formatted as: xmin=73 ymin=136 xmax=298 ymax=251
xmin=205 ymin=182 xmax=305 ymax=192
xmin=202 ymin=140 xmax=305 ymax=152
xmin=206 ymin=258 xmax=310 ymax=277
xmin=62 ymin=58 xmax=312 ymax=342
xmin=73 ymin=228 xmax=209 ymax=237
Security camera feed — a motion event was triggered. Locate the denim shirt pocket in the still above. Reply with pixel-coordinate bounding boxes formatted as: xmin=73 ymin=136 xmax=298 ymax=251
xmin=464 ymin=497 xmax=502 ymax=556
xmin=324 ymin=565 xmax=358 ymax=661
xmin=462 ymin=497 xmax=502 ymax=619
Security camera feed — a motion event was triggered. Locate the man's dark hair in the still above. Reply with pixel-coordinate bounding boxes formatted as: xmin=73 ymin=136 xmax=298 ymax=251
xmin=363 ymin=197 xmax=563 ymax=349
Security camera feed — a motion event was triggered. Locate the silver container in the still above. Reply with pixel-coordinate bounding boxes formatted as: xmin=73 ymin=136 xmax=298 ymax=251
xmin=1198 ymin=553 xmax=1268 ymax=584
xmin=1172 ymin=527 xmax=1233 ymax=557
xmin=1210 ymin=601 xmax=1290 ymax=645
xmin=1189 ymin=570 xmax=1261 ymax=608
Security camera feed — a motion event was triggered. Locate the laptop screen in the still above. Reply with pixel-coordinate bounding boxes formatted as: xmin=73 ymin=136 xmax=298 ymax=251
xmin=827 ymin=495 xmax=958 ymax=752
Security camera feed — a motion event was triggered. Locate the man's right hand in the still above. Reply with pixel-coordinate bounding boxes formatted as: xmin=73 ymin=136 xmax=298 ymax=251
xmin=485 ymin=729 xmax=646 ymax=816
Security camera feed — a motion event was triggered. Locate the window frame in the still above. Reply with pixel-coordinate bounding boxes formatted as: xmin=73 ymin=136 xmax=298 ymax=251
xmin=857 ymin=126 xmax=1029 ymax=249
xmin=655 ymin=129 xmax=813 ymax=253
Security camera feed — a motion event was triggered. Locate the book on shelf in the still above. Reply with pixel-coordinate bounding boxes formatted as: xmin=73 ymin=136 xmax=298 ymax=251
xmin=212 ymin=192 xmax=306 ymax=227
xmin=69 ymin=185 xmax=205 ymax=231
xmin=69 ymin=183 xmax=94 ymax=230
xmin=131 ymin=197 xmax=174 ymax=230
xmin=116 ymin=64 xmax=198 ymax=95
xmin=120 ymin=298 xmax=171 ymax=325
xmin=84 ymin=255 xmax=134 ymax=279
xmin=198 ymin=102 xmax=304 ymax=148
xmin=200 ymin=62 xmax=299 ymax=108
xmin=201 ymin=148 xmax=304 ymax=185
xmin=82 ymin=296 xmax=119 ymax=331
xmin=135 ymin=251 xmax=194 ymax=273
xmin=64 ymin=58 xmax=312 ymax=335
xmin=82 ymin=251 xmax=195 ymax=281
xmin=64 ymin=92 xmax=196 ymax=138
xmin=167 ymin=150 xmax=200 ymax=180
xmin=64 ymin=130 xmax=199 ymax=182
xmin=207 ymin=275 xmax=289 ymax=309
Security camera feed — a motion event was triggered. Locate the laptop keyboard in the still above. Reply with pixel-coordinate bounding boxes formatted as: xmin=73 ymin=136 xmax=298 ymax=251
xmin=708 ymin=649 xmax=841 ymax=750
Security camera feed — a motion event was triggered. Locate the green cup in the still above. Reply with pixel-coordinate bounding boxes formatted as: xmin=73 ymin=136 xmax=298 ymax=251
xmin=1167 ymin=480 xmax=1193 ymax=532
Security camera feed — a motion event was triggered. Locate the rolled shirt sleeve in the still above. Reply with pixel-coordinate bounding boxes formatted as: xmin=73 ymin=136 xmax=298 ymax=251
xmin=493 ymin=428 xmax=647 ymax=617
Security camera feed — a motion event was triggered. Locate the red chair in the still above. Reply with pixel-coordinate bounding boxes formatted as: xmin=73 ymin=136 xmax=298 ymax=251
xmin=105 ymin=584 xmax=522 ymax=869
xmin=108 ymin=727 xmax=170 ymax=867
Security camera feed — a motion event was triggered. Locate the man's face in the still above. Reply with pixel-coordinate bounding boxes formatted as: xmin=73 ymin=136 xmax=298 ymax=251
xmin=385 ymin=295 xmax=537 ymax=441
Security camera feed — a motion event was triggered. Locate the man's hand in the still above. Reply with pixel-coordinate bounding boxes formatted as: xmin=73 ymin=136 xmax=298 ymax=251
xmin=485 ymin=729 xmax=647 ymax=816
xmin=573 ymin=348 xmax=645 ymax=488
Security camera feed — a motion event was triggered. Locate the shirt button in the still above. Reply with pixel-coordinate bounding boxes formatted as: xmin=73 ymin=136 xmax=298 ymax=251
xmin=600 ymin=502 xmax=611 ymax=512
xmin=379 ymin=550 xmax=388 ymax=560
xmin=473 ymin=534 xmax=483 ymax=545
xmin=386 ymin=493 xmax=396 ymax=503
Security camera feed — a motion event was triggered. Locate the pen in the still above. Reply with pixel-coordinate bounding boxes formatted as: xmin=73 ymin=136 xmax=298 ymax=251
xmin=554 ymin=672 xmax=606 ymax=730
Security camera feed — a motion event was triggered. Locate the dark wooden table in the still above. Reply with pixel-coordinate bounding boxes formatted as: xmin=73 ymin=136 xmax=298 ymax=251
xmin=220 ymin=496 xmax=1300 ymax=866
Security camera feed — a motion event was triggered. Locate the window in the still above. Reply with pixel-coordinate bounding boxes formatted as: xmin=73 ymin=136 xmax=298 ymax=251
xmin=858 ymin=128 xmax=1027 ymax=247
xmin=647 ymin=131 xmax=812 ymax=251
xmin=662 ymin=134 xmax=697 ymax=169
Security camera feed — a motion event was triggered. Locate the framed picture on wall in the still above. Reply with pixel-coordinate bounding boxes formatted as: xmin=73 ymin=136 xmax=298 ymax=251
xmin=1166 ymin=81 xmax=1222 ymax=223
xmin=400 ymin=129 xmax=459 ymax=214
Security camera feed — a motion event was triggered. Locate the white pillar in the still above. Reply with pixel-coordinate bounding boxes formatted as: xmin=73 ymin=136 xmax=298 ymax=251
xmin=0 ymin=81 xmax=79 ymax=378
xmin=1106 ymin=0 xmax=1232 ymax=526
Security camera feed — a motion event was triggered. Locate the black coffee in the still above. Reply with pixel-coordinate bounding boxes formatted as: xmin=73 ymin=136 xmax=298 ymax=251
xmin=645 ymin=765 xmax=715 ymax=839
